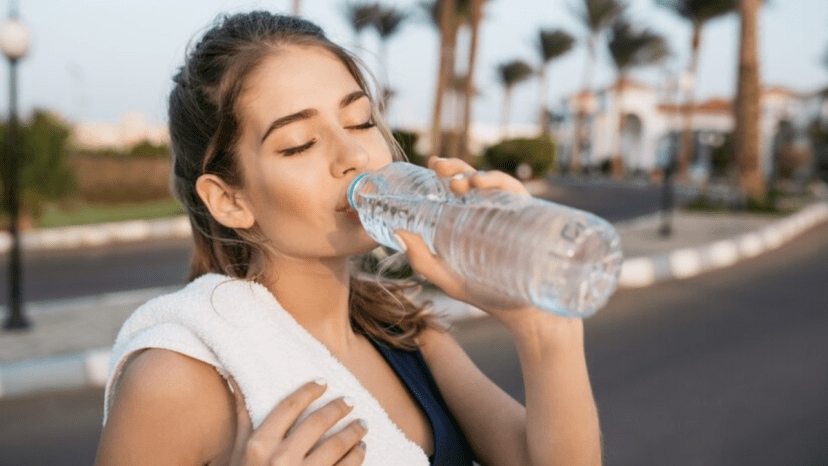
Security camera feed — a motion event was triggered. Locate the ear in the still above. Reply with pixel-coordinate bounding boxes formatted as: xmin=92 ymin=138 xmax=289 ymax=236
xmin=195 ymin=174 xmax=255 ymax=229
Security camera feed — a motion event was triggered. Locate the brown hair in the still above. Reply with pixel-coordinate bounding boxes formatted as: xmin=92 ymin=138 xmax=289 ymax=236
xmin=168 ymin=11 xmax=440 ymax=349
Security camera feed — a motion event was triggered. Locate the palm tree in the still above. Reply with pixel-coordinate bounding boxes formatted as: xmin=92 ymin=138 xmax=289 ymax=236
xmin=343 ymin=2 xmax=381 ymax=50
xmin=734 ymin=0 xmax=764 ymax=201
xmin=536 ymin=28 xmax=576 ymax=135
xmin=569 ymin=0 xmax=626 ymax=173
xmin=369 ymin=5 xmax=410 ymax=112
xmin=656 ymin=0 xmax=737 ymax=179
xmin=607 ymin=19 xmax=669 ymax=177
xmin=424 ymin=0 xmax=459 ymax=157
xmin=457 ymin=0 xmax=487 ymax=162
xmin=293 ymin=0 xmax=301 ymax=15
xmin=497 ymin=60 xmax=534 ymax=137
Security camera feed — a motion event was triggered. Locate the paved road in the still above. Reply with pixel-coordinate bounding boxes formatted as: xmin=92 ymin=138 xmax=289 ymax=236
xmin=1 ymin=221 xmax=826 ymax=465
xmin=0 ymin=182 xmax=672 ymax=305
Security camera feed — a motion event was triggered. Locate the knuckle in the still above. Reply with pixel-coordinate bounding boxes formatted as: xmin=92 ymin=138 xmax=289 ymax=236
xmin=245 ymin=438 xmax=271 ymax=462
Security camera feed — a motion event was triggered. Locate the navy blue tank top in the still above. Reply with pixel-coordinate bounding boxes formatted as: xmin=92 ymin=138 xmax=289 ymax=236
xmin=370 ymin=339 xmax=475 ymax=465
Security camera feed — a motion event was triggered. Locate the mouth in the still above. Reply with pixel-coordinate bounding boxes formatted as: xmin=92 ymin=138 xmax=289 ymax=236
xmin=336 ymin=203 xmax=361 ymax=220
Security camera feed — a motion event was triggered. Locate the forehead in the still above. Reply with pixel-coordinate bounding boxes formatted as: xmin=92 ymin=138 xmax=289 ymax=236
xmin=239 ymin=45 xmax=363 ymax=123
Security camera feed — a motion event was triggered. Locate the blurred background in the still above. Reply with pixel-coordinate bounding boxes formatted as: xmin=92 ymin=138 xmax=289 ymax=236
xmin=0 ymin=0 xmax=827 ymax=465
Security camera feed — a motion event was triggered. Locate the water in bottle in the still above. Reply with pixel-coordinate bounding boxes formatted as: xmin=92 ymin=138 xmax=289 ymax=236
xmin=348 ymin=162 xmax=623 ymax=318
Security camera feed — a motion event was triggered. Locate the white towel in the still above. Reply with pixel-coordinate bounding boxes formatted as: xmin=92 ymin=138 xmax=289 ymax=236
xmin=104 ymin=273 xmax=429 ymax=465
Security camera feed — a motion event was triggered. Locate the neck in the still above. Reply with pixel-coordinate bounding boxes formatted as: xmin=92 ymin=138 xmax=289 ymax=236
xmin=260 ymin=254 xmax=359 ymax=354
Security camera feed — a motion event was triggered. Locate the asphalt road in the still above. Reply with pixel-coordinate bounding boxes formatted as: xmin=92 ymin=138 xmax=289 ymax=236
xmin=0 ymin=181 xmax=672 ymax=305
xmin=1 ymin=220 xmax=826 ymax=465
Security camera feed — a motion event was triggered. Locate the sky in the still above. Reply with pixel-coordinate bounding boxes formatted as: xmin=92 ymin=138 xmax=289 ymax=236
xmin=2 ymin=0 xmax=827 ymax=129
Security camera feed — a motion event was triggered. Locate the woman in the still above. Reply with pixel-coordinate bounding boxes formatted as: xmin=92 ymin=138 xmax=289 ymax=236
xmin=95 ymin=11 xmax=601 ymax=466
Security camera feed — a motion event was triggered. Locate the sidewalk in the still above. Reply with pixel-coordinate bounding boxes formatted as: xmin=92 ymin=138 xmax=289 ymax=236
xmin=1 ymin=201 xmax=827 ymax=399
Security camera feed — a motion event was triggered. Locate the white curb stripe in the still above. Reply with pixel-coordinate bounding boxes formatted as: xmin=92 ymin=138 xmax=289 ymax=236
xmin=85 ymin=348 xmax=112 ymax=388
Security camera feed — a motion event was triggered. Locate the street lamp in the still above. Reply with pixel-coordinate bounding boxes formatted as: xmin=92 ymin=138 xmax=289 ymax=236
xmin=1 ymin=6 xmax=31 ymax=330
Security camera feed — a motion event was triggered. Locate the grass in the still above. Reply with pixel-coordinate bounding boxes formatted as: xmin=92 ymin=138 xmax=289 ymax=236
xmin=36 ymin=198 xmax=185 ymax=229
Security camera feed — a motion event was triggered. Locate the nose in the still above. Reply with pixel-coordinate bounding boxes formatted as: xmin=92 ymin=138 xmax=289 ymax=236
xmin=330 ymin=128 xmax=370 ymax=178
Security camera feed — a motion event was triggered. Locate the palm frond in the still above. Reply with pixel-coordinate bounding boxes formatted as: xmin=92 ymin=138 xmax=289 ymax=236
xmin=343 ymin=1 xmax=381 ymax=34
xmin=571 ymin=0 xmax=627 ymax=34
xmin=537 ymin=28 xmax=576 ymax=63
xmin=608 ymin=19 xmax=670 ymax=72
xmin=655 ymin=0 xmax=737 ymax=24
xmin=373 ymin=5 xmax=410 ymax=39
xmin=497 ymin=60 xmax=535 ymax=88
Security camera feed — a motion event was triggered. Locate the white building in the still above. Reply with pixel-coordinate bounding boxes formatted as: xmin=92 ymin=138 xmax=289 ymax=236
xmin=71 ymin=112 xmax=169 ymax=150
xmin=552 ymin=78 xmax=827 ymax=179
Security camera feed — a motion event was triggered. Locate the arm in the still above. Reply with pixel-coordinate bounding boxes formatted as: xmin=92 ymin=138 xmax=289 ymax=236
xmin=95 ymin=348 xmax=237 ymax=465
xmin=95 ymin=348 xmax=368 ymax=466
xmin=397 ymin=157 xmax=602 ymax=466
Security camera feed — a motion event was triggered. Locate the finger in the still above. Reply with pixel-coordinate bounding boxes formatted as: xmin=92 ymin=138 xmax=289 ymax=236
xmin=250 ymin=379 xmax=328 ymax=444
xmin=282 ymin=396 xmax=356 ymax=455
xmin=468 ymin=170 xmax=529 ymax=196
xmin=333 ymin=440 xmax=368 ymax=466
xmin=305 ymin=419 xmax=368 ymax=465
xmin=429 ymin=156 xmax=475 ymax=178
xmin=227 ymin=377 xmax=253 ymax=465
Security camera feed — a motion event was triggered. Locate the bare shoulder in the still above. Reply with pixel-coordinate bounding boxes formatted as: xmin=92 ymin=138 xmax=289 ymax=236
xmin=96 ymin=349 xmax=236 ymax=465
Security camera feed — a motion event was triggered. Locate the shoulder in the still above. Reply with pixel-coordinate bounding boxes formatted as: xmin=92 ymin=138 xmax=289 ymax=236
xmin=97 ymin=349 xmax=235 ymax=464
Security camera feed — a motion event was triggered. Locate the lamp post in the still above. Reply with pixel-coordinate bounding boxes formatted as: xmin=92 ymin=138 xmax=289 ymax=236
xmin=1 ymin=4 xmax=31 ymax=330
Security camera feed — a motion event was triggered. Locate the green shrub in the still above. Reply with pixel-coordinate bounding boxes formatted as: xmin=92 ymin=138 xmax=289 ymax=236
xmin=482 ymin=135 xmax=556 ymax=178
xmin=129 ymin=140 xmax=171 ymax=158
xmin=392 ymin=130 xmax=427 ymax=167
xmin=0 ymin=110 xmax=76 ymax=219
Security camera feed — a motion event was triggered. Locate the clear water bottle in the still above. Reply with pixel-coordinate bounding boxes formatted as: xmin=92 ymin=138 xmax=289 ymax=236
xmin=348 ymin=162 xmax=624 ymax=318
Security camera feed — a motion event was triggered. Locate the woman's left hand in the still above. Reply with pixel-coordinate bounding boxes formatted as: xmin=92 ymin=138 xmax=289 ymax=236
xmin=393 ymin=156 xmax=544 ymax=323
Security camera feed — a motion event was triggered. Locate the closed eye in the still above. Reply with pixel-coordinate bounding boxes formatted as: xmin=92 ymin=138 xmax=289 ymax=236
xmin=349 ymin=119 xmax=376 ymax=130
xmin=280 ymin=139 xmax=316 ymax=156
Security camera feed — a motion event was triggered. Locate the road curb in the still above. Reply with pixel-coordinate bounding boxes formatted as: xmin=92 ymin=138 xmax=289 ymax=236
xmin=1 ymin=202 xmax=827 ymax=400
xmin=617 ymin=202 xmax=828 ymax=288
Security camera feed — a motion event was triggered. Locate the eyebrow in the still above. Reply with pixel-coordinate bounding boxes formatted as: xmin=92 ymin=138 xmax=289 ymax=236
xmin=260 ymin=90 xmax=369 ymax=144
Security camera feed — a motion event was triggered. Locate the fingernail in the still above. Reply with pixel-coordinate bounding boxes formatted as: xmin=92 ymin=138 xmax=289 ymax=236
xmin=451 ymin=172 xmax=466 ymax=180
xmin=357 ymin=418 xmax=368 ymax=429
xmin=313 ymin=377 xmax=327 ymax=387
xmin=342 ymin=396 xmax=355 ymax=408
xmin=393 ymin=234 xmax=407 ymax=253
xmin=359 ymin=441 xmax=367 ymax=451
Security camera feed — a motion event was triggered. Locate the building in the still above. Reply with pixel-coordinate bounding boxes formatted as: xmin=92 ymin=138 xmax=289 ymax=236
xmin=552 ymin=78 xmax=828 ymax=180
xmin=71 ymin=112 xmax=169 ymax=150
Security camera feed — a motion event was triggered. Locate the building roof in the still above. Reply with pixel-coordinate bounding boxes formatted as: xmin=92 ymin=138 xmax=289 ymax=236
xmin=658 ymin=97 xmax=732 ymax=115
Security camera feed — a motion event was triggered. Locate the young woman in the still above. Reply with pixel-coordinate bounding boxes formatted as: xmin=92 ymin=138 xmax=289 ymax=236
xmin=95 ymin=11 xmax=601 ymax=466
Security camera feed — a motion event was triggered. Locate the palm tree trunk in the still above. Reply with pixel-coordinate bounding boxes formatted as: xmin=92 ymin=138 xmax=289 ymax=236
xmin=538 ymin=65 xmax=549 ymax=135
xmin=734 ymin=0 xmax=765 ymax=200
xmin=459 ymin=0 xmax=484 ymax=162
xmin=292 ymin=0 xmax=301 ymax=15
xmin=613 ymin=79 xmax=626 ymax=178
xmin=430 ymin=0 xmax=457 ymax=158
xmin=502 ymin=87 xmax=512 ymax=139
xmin=677 ymin=24 xmax=701 ymax=179
xmin=379 ymin=41 xmax=390 ymax=115
xmin=570 ymin=36 xmax=597 ymax=174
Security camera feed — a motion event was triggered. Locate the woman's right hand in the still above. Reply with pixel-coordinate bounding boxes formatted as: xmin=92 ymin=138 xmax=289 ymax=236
xmin=227 ymin=378 xmax=368 ymax=465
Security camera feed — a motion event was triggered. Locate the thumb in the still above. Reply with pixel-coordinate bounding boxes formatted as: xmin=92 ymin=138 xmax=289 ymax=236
xmin=227 ymin=376 xmax=253 ymax=465
xmin=394 ymin=230 xmax=465 ymax=299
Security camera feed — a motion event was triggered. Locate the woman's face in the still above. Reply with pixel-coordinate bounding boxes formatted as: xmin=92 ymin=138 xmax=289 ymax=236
xmin=233 ymin=45 xmax=393 ymax=261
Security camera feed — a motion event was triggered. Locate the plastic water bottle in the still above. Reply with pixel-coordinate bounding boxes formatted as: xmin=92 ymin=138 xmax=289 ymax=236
xmin=348 ymin=162 xmax=623 ymax=318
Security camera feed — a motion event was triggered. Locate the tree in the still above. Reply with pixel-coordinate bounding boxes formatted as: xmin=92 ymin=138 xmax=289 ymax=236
xmin=0 ymin=111 xmax=75 ymax=221
xmin=656 ymin=0 xmax=737 ymax=179
xmin=497 ymin=60 xmax=534 ymax=137
xmin=422 ymin=0 xmax=472 ymax=157
xmin=292 ymin=0 xmax=301 ymax=15
xmin=457 ymin=0 xmax=487 ymax=162
xmin=733 ymin=0 xmax=764 ymax=201
xmin=569 ymin=0 xmax=626 ymax=173
xmin=536 ymin=28 xmax=576 ymax=135
xmin=607 ymin=19 xmax=669 ymax=176
xmin=343 ymin=1 xmax=381 ymax=50
xmin=369 ymin=5 xmax=410 ymax=113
